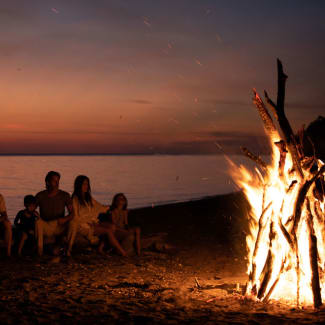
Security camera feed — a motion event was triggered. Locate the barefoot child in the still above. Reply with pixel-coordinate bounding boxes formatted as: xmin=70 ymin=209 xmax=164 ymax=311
xmin=14 ymin=195 xmax=39 ymax=256
xmin=99 ymin=193 xmax=141 ymax=256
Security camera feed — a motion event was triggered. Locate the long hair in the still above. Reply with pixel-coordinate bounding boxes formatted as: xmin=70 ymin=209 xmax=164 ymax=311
xmin=111 ymin=193 xmax=128 ymax=211
xmin=72 ymin=175 xmax=93 ymax=206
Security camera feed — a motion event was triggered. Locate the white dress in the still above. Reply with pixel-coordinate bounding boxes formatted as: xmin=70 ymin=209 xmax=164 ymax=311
xmin=72 ymin=196 xmax=107 ymax=244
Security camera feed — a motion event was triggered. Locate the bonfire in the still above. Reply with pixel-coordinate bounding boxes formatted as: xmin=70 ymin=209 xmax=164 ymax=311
xmin=231 ymin=60 xmax=325 ymax=308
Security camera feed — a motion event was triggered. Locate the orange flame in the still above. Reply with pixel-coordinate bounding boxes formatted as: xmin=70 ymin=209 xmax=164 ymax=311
xmin=230 ymin=128 xmax=325 ymax=306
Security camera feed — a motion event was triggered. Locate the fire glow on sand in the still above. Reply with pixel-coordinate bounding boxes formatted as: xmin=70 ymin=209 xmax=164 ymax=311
xmin=230 ymin=60 xmax=325 ymax=308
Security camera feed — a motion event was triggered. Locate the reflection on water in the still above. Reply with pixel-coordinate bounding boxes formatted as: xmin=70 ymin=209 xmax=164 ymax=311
xmin=0 ymin=155 xmax=252 ymax=221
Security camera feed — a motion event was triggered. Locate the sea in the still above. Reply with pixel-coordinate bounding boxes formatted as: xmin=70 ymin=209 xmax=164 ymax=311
xmin=0 ymin=154 xmax=254 ymax=222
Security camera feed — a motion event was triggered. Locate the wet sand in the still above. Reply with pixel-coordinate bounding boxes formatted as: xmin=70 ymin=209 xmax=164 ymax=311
xmin=1 ymin=192 xmax=325 ymax=324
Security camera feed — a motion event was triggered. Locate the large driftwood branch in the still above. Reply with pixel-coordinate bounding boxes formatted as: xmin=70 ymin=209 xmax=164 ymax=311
xmin=248 ymin=202 xmax=272 ymax=285
xmin=262 ymin=260 xmax=285 ymax=302
xmin=257 ymin=221 xmax=276 ymax=299
xmin=306 ymin=198 xmax=322 ymax=308
xmin=292 ymin=165 xmax=325 ymax=234
xmin=291 ymin=165 xmax=325 ymax=307
xmin=264 ymin=60 xmax=304 ymax=179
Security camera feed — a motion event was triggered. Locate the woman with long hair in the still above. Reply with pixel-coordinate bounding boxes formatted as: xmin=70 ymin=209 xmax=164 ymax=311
xmin=71 ymin=175 xmax=127 ymax=256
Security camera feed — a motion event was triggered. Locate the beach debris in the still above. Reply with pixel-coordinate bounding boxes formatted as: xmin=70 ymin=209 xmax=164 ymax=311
xmin=195 ymin=277 xmax=201 ymax=289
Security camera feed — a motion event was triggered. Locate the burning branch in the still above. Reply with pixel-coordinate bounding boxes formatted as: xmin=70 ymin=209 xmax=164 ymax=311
xmin=232 ymin=59 xmax=325 ymax=309
xmin=306 ymin=199 xmax=322 ymax=308
xmin=240 ymin=147 xmax=267 ymax=170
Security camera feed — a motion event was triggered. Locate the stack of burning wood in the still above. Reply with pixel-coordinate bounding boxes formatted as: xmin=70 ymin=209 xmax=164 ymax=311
xmin=232 ymin=60 xmax=325 ymax=308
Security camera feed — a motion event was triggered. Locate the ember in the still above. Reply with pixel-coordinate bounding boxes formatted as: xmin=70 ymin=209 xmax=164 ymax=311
xmin=230 ymin=60 xmax=325 ymax=308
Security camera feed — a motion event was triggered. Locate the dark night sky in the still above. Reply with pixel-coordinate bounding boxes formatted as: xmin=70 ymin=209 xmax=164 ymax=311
xmin=0 ymin=0 xmax=324 ymax=154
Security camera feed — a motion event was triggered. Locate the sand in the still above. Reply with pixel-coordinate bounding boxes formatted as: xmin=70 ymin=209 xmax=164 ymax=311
xmin=1 ymin=192 xmax=325 ymax=324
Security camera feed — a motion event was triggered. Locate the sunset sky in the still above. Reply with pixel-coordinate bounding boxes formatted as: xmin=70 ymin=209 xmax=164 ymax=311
xmin=1 ymin=0 xmax=324 ymax=154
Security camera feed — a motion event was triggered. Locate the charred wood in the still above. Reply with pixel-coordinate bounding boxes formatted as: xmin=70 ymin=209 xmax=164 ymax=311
xmin=257 ymin=221 xmax=276 ymax=300
xmin=241 ymin=147 xmax=267 ymax=170
xmin=252 ymin=89 xmax=277 ymax=135
xmin=306 ymin=199 xmax=322 ymax=308
xmin=275 ymin=140 xmax=287 ymax=177
xmin=248 ymin=202 xmax=272 ymax=284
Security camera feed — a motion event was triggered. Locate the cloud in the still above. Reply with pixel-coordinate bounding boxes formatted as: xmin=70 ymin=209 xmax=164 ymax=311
xmin=128 ymin=99 xmax=152 ymax=105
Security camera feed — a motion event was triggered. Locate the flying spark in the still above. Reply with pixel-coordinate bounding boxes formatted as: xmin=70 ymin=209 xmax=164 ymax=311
xmin=195 ymin=59 xmax=203 ymax=66
xmin=142 ymin=17 xmax=151 ymax=28
xmin=216 ymin=34 xmax=223 ymax=43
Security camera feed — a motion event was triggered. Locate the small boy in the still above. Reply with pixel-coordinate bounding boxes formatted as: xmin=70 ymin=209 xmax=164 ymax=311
xmin=14 ymin=195 xmax=39 ymax=256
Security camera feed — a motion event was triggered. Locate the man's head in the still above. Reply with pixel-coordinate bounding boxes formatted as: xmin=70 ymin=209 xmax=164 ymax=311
xmin=45 ymin=171 xmax=61 ymax=191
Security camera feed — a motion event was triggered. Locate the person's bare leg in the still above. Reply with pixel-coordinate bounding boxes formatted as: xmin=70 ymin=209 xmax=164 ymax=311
xmin=3 ymin=220 xmax=12 ymax=257
xmin=66 ymin=219 xmax=78 ymax=256
xmin=18 ymin=232 xmax=28 ymax=256
xmin=35 ymin=219 xmax=44 ymax=256
xmin=94 ymin=224 xmax=127 ymax=257
xmin=97 ymin=239 xmax=105 ymax=255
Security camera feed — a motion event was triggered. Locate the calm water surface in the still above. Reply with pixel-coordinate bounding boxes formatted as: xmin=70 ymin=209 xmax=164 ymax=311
xmin=0 ymin=155 xmax=252 ymax=221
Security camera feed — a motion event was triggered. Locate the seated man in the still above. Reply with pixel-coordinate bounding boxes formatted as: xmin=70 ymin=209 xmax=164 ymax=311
xmin=35 ymin=171 xmax=76 ymax=256
xmin=0 ymin=194 xmax=12 ymax=257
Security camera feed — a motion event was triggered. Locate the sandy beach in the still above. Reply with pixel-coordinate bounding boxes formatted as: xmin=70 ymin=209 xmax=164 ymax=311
xmin=1 ymin=192 xmax=325 ymax=324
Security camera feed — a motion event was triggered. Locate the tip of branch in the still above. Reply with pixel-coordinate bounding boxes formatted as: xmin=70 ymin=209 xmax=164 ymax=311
xmin=277 ymin=58 xmax=288 ymax=79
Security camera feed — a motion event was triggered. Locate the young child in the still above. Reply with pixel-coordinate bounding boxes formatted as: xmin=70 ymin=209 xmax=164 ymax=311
xmin=98 ymin=193 xmax=141 ymax=256
xmin=14 ymin=195 xmax=39 ymax=256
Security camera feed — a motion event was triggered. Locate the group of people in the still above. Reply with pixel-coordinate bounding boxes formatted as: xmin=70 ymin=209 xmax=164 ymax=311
xmin=0 ymin=171 xmax=141 ymax=258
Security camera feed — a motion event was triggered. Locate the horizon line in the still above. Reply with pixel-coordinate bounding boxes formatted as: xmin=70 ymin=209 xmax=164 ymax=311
xmin=0 ymin=152 xmax=253 ymax=156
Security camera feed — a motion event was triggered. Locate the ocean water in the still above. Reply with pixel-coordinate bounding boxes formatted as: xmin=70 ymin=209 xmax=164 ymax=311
xmin=0 ymin=154 xmax=252 ymax=221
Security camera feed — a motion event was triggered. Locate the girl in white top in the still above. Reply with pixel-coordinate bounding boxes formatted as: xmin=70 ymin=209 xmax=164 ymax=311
xmin=71 ymin=175 xmax=127 ymax=256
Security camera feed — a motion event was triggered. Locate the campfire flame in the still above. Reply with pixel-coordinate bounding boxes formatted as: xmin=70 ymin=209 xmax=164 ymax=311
xmin=230 ymin=60 xmax=325 ymax=308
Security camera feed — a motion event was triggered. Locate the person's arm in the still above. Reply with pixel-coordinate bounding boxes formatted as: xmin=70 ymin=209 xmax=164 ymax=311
xmin=58 ymin=203 xmax=74 ymax=225
xmin=92 ymin=198 xmax=109 ymax=213
xmin=14 ymin=211 xmax=21 ymax=227
xmin=0 ymin=195 xmax=9 ymax=223
xmin=57 ymin=194 xmax=74 ymax=225
xmin=0 ymin=211 xmax=8 ymax=223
